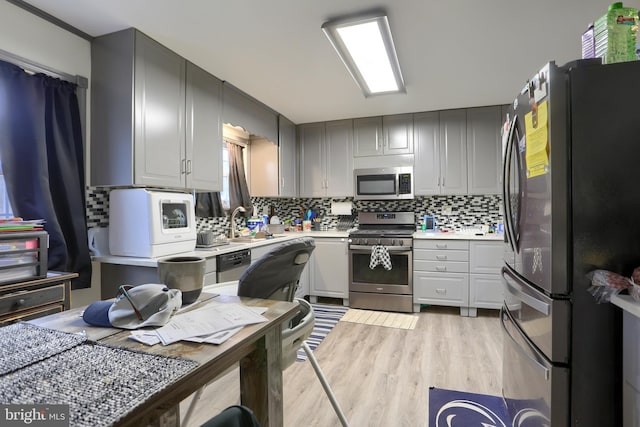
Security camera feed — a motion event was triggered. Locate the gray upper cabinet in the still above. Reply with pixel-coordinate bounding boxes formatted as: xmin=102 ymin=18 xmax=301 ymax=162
xmin=439 ymin=109 xmax=468 ymax=194
xmin=353 ymin=114 xmax=413 ymax=157
xmin=299 ymin=120 xmax=353 ymax=197
xmin=299 ymin=122 xmax=325 ymax=197
xmin=414 ymin=109 xmax=467 ymax=195
xmin=383 ymin=114 xmax=414 ymax=155
xmin=91 ymin=28 xmax=222 ymax=191
xmin=466 ymin=106 xmax=502 ymax=195
xmin=186 ymin=62 xmax=223 ymax=191
xmin=414 ymin=111 xmax=440 ymax=195
xmin=278 ymin=115 xmax=298 ymax=197
xmin=222 ymin=83 xmax=278 ymax=144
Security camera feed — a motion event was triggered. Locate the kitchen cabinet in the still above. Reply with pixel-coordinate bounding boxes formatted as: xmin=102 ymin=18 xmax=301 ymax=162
xmin=249 ymin=137 xmax=279 ymax=196
xmin=278 ymin=115 xmax=298 ymax=197
xmin=91 ymin=28 xmax=223 ymax=191
xmin=222 ymin=83 xmax=278 ymax=144
xmin=413 ymin=239 xmax=470 ymax=315
xmin=299 ymin=120 xmax=353 ymax=197
xmin=466 ymin=106 xmax=502 ymax=195
xmin=353 ymin=114 xmax=413 ymax=157
xmin=248 ymin=115 xmax=297 ymax=197
xmin=414 ymin=110 xmax=467 ymax=195
xmin=468 ymin=240 xmax=504 ymax=316
xmin=309 ymin=238 xmax=349 ymax=305
xmin=0 ymin=271 xmax=74 ymax=325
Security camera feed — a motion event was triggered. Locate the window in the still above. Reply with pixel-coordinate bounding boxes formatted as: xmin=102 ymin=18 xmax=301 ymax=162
xmin=220 ymin=143 xmax=230 ymax=210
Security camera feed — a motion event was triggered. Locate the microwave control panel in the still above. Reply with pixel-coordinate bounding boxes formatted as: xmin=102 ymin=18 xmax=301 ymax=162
xmin=398 ymin=173 xmax=412 ymax=194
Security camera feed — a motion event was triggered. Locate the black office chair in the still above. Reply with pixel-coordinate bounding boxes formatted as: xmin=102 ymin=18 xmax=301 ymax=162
xmin=183 ymin=237 xmax=349 ymax=427
xmin=237 ymin=237 xmax=315 ymax=302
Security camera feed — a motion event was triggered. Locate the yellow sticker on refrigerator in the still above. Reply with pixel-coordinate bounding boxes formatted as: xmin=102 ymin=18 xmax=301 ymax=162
xmin=524 ymin=100 xmax=550 ymax=178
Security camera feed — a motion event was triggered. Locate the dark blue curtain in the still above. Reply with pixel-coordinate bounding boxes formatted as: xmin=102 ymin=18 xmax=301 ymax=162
xmin=0 ymin=60 xmax=91 ymax=289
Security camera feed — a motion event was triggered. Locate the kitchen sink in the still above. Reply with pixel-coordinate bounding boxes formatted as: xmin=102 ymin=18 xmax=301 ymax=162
xmin=229 ymin=234 xmax=287 ymax=243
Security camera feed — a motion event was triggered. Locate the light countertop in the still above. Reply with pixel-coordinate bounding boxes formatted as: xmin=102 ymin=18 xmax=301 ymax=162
xmin=93 ymin=230 xmax=349 ymax=267
xmin=413 ymin=231 xmax=505 ymax=241
xmin=611 ymin=294 xmax=640 ymax=318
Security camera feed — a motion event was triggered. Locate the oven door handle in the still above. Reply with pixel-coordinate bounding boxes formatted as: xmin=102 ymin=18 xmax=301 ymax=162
xmin=500 ymin=307 xmax=550 ymax=381
xmin=349 ymin=245 xmax=412 ymax=252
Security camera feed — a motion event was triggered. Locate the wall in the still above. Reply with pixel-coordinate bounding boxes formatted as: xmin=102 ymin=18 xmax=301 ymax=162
xmin=87 ymin=187 xmax=501 ymax=236
xmin=0 ymin=1 xmax=98 ymax=307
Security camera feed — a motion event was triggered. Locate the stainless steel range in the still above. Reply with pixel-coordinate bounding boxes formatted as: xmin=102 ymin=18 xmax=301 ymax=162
xmin=348 ymin=211 xmax=414 ymax=313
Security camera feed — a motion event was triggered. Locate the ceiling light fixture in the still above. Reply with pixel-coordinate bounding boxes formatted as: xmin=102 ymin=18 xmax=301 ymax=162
xmin=322 ymin=11 xmax=405 ymax=97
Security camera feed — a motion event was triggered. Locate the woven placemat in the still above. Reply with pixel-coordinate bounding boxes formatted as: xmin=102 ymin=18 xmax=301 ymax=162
xmin=0 ymin=322 xmax=86 ymax=375
xmin=0 ymin=341 xmax=199 ymax=426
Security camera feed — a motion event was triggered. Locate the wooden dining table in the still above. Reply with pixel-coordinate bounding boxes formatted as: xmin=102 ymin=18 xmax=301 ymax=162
xmin=27 ymin=292 xmax=300 ymax=427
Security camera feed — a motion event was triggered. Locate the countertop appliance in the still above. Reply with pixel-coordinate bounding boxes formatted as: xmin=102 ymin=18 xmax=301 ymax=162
xmin=501 ymin=59 xmax=640 ymax=426
xmin=353 ymin=166 xmax=413 ymax=200
xmin=109 ymin=189 xmax=196 ymax=258
xmin=348 ymin=211 xmax=414 ymax=313
xmin=216 ymin=248 xmax=251 ymax=282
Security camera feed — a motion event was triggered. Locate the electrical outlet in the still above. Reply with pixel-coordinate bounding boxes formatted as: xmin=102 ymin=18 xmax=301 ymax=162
xmin=442 ymin=205 xmax=452 ymax=215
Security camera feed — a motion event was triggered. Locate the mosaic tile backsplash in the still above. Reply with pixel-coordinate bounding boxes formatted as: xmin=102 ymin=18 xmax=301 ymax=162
xmin=86 ymin=187 xmax=502 ymax=236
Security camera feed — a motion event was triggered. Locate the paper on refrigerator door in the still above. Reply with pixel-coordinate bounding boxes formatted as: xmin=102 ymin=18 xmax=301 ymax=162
xmin=331 ymin=201 xmax=353 ymax=215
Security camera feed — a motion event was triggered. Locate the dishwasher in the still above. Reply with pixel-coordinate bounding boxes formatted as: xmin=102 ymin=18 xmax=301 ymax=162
xmin=216 ymin=248 xmax=251 ymax=282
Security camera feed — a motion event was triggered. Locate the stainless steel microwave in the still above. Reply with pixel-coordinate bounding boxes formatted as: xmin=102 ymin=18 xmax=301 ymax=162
xmin=354 ymin=167 xmax=414 ymax=200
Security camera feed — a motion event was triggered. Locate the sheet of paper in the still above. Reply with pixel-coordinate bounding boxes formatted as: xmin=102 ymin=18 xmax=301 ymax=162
xmin=129 ymin=330 xmax=161 ymax=346
xmin=524 ymin=100 xmax=550 ymax=179
xmin=155 ymin=303 xmax=268 ymax=345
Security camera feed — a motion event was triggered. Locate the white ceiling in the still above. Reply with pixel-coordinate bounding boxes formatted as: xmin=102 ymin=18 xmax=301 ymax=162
xmin=22 ymin=0 xmax=610 ymax=124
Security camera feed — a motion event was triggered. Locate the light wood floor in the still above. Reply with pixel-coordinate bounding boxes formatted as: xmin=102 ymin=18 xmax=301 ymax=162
xmin=179 ymin=305 xmax=503 ymax=427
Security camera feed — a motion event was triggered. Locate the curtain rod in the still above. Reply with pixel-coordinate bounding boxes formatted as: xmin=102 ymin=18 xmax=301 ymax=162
xmin=0 ymin=48 xmax=88 ymax=88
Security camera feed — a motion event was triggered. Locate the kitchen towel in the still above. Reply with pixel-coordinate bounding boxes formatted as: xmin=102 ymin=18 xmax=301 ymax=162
xmin=369 ymin=245 xmax=392 ymax=270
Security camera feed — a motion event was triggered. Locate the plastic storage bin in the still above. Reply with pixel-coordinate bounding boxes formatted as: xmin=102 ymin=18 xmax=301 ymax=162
xmin=0 ymin=230 xmax=48 ymax=286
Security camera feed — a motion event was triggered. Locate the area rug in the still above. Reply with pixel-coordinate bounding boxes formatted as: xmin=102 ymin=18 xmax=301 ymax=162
xmin=296 ymin=303 xmax=348 ymax=362
xmin=428 ymin=387 xmax=551 ymax=426
xmin=340 ymin=308 xmax=418 ymax=329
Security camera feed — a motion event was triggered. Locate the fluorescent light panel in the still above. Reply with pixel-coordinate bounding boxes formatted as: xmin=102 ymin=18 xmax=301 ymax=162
xmin=322 ymin=13 xmax=405 ymax=97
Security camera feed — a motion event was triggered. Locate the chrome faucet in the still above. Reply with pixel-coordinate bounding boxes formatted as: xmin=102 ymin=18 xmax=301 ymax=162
xmin=229 ymin=206 xmax=246 ymax=239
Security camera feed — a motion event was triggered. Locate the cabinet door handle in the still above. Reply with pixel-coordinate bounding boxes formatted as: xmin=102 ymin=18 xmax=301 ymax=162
xmin=436 ymin=244 xmax=447 ymax=249
xmin=186 ymin=160 xmax=192 ymax=175
xmin=436 ymin=255 xmax=447 ymax=260
xmin=181 ymin=159 xmax=186 ymax=175
xmin=442 ymin=176 xmax=446 ymax=187
xmin=435 ymin=288 xmax=447 ymax=294
xmin=436 ymin=266 xmax=447 ymax=271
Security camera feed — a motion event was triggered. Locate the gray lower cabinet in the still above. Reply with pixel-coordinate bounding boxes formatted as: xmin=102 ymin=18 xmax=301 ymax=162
xmin=91 ymin=28 xmax=222 ymax=191
xmin=413 ymin=240 xmax=470 ymax=315
xmin=309 ymin=238 xmax=349 ymax=305
xmin=468 ymin=240 xmax=503 ymax=315
xmin=466 ymin=106 xmax=502 ymax=195
xmin=413 ymin=239 xmax=503 ymax=316
xmin=299 ymin=120 xmax=353 ymax=197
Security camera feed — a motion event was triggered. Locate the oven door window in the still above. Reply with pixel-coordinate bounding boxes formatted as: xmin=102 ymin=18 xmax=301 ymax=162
xmin=351 ymin=250 xmax=409 ymax=285
xmin=356 ymin=174 xmax=396 ymax=196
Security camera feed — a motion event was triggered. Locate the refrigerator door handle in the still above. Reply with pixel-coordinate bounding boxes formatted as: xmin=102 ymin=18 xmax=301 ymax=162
xmin=501 ymin=307 xmax=550 ymax=381
xmin=502 ymin=114 xmax=518 ymax=253
xmin=502 ymin=267 xmax=550 ymax=315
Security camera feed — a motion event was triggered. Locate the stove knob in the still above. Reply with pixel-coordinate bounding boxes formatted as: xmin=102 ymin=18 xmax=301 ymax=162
xmin=377 ymin=239 xmax=381 ymax=245
xmin=363 ymin=239 xmax=367 ymax=245
xmin=391 ymin=239 xmax=396 ymax=246
xmin=399 ymin=240 xmax=403 ymax=247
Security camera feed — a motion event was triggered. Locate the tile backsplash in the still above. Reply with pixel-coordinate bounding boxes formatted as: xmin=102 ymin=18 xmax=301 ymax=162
xmin=86 ymin=187 xmax=502 ymax=234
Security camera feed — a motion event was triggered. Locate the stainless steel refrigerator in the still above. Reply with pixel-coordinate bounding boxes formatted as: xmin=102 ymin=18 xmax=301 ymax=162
xmin=501 ymin=59 xmax=640 ymax=426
